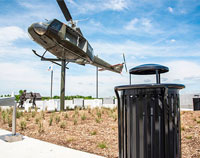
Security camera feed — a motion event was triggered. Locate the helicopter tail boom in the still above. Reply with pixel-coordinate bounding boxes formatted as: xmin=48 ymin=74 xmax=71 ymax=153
xmin=99 ymin=63 xmax=124 ymax=73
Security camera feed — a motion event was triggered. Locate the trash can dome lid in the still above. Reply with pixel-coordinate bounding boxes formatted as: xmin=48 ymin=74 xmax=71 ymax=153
xmin=129 ymin=64 xmax=169 ymax=75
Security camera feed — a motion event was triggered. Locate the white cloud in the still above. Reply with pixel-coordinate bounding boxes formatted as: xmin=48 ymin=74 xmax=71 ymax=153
xmin=68 ymin=0 xmax=129 ymax=14
xmin=168 ymin=7 xmax=173 ymax=13
xmin=91 ymin=40 xmax=200 ymax=58
xmin=170 ymin=39 xmax=176 ymax=42
xmin=0 ymin=26 xmax=27 ymax=46
xmin=103 ymin=0 xmax=128 ymax=11
xmin=124 ymin=18 xmax=160 ymax=35
xmin=124 ymin=18 xmax=139 ymax=30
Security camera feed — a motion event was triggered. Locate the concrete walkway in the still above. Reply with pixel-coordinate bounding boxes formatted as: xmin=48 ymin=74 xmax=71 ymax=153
xmin=0 ymin=129 xmax=104 ymax=158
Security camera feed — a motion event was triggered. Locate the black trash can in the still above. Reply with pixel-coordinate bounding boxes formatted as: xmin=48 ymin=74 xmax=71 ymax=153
xmin=115 ymin=64 xmax=185 ymax=158
xmin=193 ymin=98 xmax=200 ymax=111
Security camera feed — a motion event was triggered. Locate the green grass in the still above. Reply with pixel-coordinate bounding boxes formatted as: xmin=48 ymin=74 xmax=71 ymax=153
xmin=81 ymin=113 xmax=86 ymax=121
xmin=98 ymin=142 xmax=107 ymax=149
xmin=20 ymin=120 xmax=27 ymax=130
xmin=90 ymin=131 xmax=97 ymax=135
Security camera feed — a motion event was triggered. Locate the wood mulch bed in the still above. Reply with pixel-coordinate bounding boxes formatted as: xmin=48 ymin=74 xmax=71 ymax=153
xmin=0 ymin=108 xmax=200 ymax=158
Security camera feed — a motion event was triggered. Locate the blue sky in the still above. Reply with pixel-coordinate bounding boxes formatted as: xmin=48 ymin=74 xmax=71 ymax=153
xmin=0 ymin=0 xmax=200 ymax=97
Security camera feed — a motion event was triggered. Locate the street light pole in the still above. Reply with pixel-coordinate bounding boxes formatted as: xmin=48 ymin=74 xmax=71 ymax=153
xmin=96 ymin=66 xmax=98 ymax=99
xmin=50 ymin=70 xmax=53 ymax=98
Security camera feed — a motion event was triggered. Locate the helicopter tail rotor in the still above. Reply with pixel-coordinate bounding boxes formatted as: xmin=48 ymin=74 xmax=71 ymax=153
xmin=123 ymin=53 xmax=128 ymax=72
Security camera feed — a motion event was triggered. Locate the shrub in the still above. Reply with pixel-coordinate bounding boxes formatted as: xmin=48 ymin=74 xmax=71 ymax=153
xmin=81 ymin=113 xmax=86 ymax=121
xmin=73 ymin=118 xmax=77 ymax=125
xmin=41 ymin=111 xmax=45 ymax=119
xmin=96 ymin=110 xmax=101 ymax=119
xmin=28 ymin=107 xmax=31 ymax=113
xmin=186 ymin=136 xmax=192 ymax=139
xmin=55 ymin=115 xmax=60 ymax=124
xmin=35 ymin=117 xmax=40 ymax=124
xmin=75 ymin=108 xmax=79 ymax=116
xmin=34 ymin=107 xmax=38 ymax=112
xmin=64 ymin=113 xmax=68 ymax=119
xmin=112 ymin=114 xmax=117 ymax=121
xmin=7 ymin=116 xmax=12 ymax=127
xmin=26 ymin=115 xmax=30 ymax=121
xmin=49 ymin=116 xmax=53 ymax=126
xmin=95 ymin=118 xmax=100 ymax=123
xmin=98 ymin=142 xmax=107 ymax=149
xmin=60 ymin=122 xmax=66 ymax=128
xmin=90 ymin=131 xmax=97 ymax=135
xmin=32 ymin=111 xmax=36 ymax=118
xmin=1 ymin=111 xmax=7 ymax=123
xmin=87 ymin=106 xmax=91 ymax=113
xmin=16 ymin=110 xmax=22 ymax=119
xmin=0 ymin=107 xmax=2 ymax=112
xmin=38 ymin=122 xmax=44 ymax=133
xmin=20 ymin=120 xmax=26 ymax=130
xmin=66 ymin=137 xmax=74 ymax=143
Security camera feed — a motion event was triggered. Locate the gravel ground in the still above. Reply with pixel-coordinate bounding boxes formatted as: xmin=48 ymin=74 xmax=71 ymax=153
xmin=0 ymin=108 xmax=199 ymax=158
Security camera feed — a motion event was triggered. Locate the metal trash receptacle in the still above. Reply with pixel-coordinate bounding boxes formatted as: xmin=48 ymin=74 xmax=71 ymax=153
xmin=115 ymin=64 xmax=185 ymax=158
xmin=193 ymin=98 xmax=200 ymax=111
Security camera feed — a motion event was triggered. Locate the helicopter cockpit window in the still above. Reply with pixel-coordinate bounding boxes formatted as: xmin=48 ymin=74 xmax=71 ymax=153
xmin=50 ymin=20 xmax=62 ymax=32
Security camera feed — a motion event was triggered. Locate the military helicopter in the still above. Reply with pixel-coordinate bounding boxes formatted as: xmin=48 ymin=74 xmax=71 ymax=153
xmin=28 ymin=0 xmax=127 ymax=73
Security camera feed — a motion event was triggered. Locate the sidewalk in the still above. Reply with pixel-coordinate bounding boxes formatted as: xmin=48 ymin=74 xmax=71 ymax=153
xmin=0 ymin=129 xmax=104 ymax=158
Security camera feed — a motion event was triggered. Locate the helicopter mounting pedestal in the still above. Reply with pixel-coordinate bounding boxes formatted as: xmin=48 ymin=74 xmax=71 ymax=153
xmin=32 ymin=50 xmax=69 ymax=111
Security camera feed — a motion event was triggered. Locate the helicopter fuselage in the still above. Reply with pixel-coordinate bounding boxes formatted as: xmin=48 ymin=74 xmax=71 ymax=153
xmin=28 ymin=19 xmax=123 ymax=73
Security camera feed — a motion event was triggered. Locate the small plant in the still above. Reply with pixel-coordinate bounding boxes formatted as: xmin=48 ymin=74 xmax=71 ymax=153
xmin=1 ymin=111 xmax=7 ymax=123
xmin=197 ymin=120 xmax=200 ymax=124
xmin=193 ymin=118 xmax=197 ymax=121
xmin=87 ymin=106 xmax=91 ymax=113
xmin=181 ymin=126 xmax=185 ymax=131
xmin=34 ymin=106 xmax=38 ymax=112
xmin=95 ymin=118 xmax=100 ymax=123
xmin=20 ymin=120 xmax=27 ymax=130
xmin=186 ymin=136 xmax=192 ymax=139
xmin=7 ymin=116 xmax=12 ymax=127
xmin=81 ymin=113 xmax=86 ymax=121
xmin=98 ymin=142 xmax=107 ymax=149
xmin=90 ymin=131 xmax=97 ymax=135
xmin=64 ymin=112 xmax=68 ymax=119
xmin=112 ymin=114 xmax=117 ymax=121
xmin=49 ymin=116 xmax=53 ymax=126
xmin=35 ymin=117 xmax=40 ymax=124
xmin=96 ymin=110 xmax=102 ymax=119
xmin=55 ymin=115 xmax=60 ymax=124
xmin=73 ymin=118 xmax=77 ymax=125
xmin=75 ymin=108 xmax=79 ymax=116
xmin=60 ymin=121 xmax=66 ymax=129
xmin=26 ymin=115 xmax=30 ymax=121
xmin=28 ymin=107 xmax=31 ymax=113
xmin=32 ymin=111 xmax=36 ymax=118
xmin=66 ymin=137 xmax=74 ymax=143
xmin=0 ymin=107 xmax=2 ymax=112
xmin=41 ymin=111 xmax=45 ymax=119
xmin=38 ymin=122 xmax=44 ymax=133
xmin=16 ymin=110 xmax=22 ymax=119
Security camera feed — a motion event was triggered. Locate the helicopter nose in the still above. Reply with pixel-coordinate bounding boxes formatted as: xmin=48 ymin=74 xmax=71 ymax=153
xmin=33 ymin=22 xmax=47 ymax=35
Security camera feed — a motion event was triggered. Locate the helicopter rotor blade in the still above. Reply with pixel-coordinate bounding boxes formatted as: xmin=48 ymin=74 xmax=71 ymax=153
xmin=123 ymin=53 xmax=128 ymax=72
xmin=56 ymin=0 xmax=72 ymax=22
